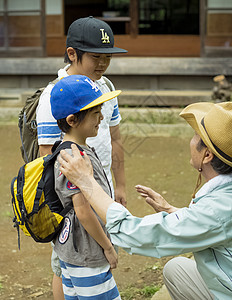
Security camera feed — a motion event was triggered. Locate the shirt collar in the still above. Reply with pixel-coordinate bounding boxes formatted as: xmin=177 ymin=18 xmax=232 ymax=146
xmin=58 ymin=64 xmax=70 ymax=79
xmin=193 ymin=174 xmax=232 ymax=201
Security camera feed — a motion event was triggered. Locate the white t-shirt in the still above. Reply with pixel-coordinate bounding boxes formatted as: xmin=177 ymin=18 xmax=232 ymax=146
xmin=36 ymin=65 xmax=121 ymax=193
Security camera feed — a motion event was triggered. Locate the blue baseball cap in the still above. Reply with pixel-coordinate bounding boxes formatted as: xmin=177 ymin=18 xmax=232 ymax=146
xmin=50 ymin=75 xmax=121 ymax=120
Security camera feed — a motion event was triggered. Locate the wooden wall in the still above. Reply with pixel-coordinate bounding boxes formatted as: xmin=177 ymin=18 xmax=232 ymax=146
xmin=205 ymin=13 xmax=232 ymax=48
xmin=1 ymin=14 xmax=201 ymax=57
xmin=46 ymin=34 xmax=201 ymax=57
xmin=114 ymin=35 xmax=200 ymax=57
xmin=207 ymin=13 xmax=232 ymax=37
xmin=0 ymin=14 xmax=63 ymax=47
xmin=1 ymin=4 xmax=232 ymax=57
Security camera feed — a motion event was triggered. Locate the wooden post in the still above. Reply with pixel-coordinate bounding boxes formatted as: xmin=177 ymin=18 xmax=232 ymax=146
xmin=200 ymin=0 xmax=206 ymax=57
xmin=130 ymin=0 xmax=139 ymax=37
xmin=40 ymin=0 xmax=46 ymax=56
xmin=3 ymin=0 xmax=8 ymax=50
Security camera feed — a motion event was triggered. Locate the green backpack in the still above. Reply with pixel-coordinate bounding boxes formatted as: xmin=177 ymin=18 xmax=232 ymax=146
xmin=18 ymin=79 xmax=58 ymax=163
xmin=11 ymin=141 xmax=83 ymax=248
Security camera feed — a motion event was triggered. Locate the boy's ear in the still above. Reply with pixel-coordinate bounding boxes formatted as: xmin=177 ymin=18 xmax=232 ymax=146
xmin=66 ymin=47 xmax=76 ymax=62
xmin=66 ymin=114 xmax=77 ymax=127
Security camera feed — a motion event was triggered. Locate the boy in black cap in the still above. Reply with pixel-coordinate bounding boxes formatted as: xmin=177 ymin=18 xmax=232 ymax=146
xmin=50 ymin=74 xmax=121 ymax=300
xmin=36 ymin=16 xmax=127 ymax=300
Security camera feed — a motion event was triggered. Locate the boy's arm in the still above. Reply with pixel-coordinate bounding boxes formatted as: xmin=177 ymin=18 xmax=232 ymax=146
xmin=36 ymin=83 xmax=61 ymax=157
xmin=39 ymin=145 xmax=53 ymax=156
xmin=110 ymin=125 xmax=126 ymax=207
xmin=72 ymin=192 xmax=118 ymax=269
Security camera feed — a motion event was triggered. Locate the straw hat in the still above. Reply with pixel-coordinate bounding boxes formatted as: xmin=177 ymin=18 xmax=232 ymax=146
xmin=180 ymin=102 xmax=232 ymax=167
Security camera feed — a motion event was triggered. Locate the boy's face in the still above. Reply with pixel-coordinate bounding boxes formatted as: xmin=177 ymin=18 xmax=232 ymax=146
xmin=75 ymin=52 xmax=112 ymax=81
xmin=78 ymin=105 xmax=103 ymax=139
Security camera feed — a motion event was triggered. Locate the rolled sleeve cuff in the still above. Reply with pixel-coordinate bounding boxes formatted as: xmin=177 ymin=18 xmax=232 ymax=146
xmin=106 ymin=202 xmax=131 ymax=234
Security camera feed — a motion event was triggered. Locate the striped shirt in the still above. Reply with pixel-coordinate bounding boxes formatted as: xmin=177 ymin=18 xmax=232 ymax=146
xmin=60 ymin=260 xmax=121 ymax=299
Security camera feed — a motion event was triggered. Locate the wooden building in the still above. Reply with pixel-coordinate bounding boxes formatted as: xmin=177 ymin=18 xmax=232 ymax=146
xmin=0 ymin=0 xmax=231 ymax=58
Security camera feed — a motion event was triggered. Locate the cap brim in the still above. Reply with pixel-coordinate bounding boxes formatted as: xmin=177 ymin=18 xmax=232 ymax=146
xmin=180 ymin=102 xmax=232 ymax=167
xmin=77 ymin=46 xmax=127 ymax=54
xmin=80 ymin=90 xmax=121 ymax=111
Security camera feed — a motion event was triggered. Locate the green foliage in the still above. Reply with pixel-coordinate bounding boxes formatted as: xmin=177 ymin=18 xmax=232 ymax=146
xmin=140 ymin=285 xmax=160 ymax=297
xmin=120 ymin=108 xmax=183 ymax=125
xmin=0 ymin=276 xmax=3 ymax=290
xmin=120 ymin=284 xmax=160 ymax=300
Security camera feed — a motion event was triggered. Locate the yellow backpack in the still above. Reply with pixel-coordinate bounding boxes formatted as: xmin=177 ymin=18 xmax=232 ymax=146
xmin=11 ymin=141 xmax=83 ymax=248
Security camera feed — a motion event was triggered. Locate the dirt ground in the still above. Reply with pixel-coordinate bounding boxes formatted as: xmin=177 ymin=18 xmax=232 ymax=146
xmin=0 ymin=124 xmax=196 ymax=299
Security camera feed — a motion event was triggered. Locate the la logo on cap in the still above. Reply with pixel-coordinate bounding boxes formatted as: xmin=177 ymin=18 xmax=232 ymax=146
xmin=100 ymin=29 xmax=110 ymax=43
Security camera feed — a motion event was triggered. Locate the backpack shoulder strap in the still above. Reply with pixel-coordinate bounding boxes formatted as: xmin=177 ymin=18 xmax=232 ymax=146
xmin=50 ymin=78 xmax=60 ymax=86
xmin=33 ymin=141 xmax=84 ymax=213
xmin=102 ymin=76 xmax=113 ymax=92
xmin=50 ymin=141 xmax=84 ymax=161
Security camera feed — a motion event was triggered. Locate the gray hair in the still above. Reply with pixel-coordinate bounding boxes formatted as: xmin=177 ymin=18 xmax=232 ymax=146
xmin=197 ymin=139 xmax=232 ymax=174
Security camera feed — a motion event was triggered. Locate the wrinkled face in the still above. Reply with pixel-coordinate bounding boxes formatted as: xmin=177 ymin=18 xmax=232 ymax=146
xmin=76 ymin=52 xmax=112 ymax=81
xmin=189 ymin=133 xmax=205 ymax=170
xmin=78 ymin=105 xmax=103 ymax=138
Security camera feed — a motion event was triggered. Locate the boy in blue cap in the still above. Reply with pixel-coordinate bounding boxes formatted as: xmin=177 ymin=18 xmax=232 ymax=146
xmin=50 ymin=74 xmax=121 ymax=300
xmin=37 ymin=16 xmax=127 ymax=298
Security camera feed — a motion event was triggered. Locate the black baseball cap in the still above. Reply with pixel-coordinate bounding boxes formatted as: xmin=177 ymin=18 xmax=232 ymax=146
xmin=66 ymin=16 xmax=127 ymax=54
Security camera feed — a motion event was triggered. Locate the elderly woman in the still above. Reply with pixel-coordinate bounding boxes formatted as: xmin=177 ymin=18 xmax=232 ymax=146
xmin=58 ymin=102 xmax=232 ymax=300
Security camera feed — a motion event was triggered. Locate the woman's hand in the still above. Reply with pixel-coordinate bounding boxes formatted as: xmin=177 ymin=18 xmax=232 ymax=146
xmin=58 ymin=144 xmax=93 ymax=187
xmin=135 ymin=185 xmax=178 ymax=214
xmin=104 ymin=245 xmax=118 ymax=270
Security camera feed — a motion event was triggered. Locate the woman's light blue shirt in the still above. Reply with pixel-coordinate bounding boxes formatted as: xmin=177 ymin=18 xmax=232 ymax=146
xmin=106 ymin=175 xmax=232 ymax=300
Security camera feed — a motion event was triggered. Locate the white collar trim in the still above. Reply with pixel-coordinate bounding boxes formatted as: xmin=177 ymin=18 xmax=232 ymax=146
xmin=195 ymin=174 xmax=232 ymax=199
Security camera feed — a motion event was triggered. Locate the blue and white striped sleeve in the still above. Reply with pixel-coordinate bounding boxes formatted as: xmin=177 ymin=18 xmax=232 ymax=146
xmin=37 ymin=121 xmax=62 ymax=142
xmin=36 ymin=84 xmax=62 ymax=145
xmin=109 ymin=99 xmax=121 ymax=127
